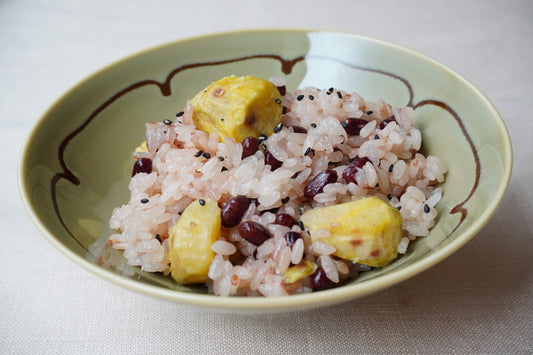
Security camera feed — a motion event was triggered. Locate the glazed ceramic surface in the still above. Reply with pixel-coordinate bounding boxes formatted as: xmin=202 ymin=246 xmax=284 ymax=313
xmin=19 ymin=29 xmax=512 ymax=312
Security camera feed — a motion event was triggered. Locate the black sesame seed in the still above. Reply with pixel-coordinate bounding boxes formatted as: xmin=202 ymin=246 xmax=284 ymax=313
xmin=374 ymin=134 xmax=380 ymax=140
xmin=308 ymin=95 xmax=314 ymax=101
xmin=275 ymin=98 xmax=282 ymax=104
xmin=198 ymin=199 xmax=206 ymax=206
xmin=310 ymin=123 xmax=317 ymax=128
xmin=282 ymin=106 xmax=288 ymax=114
xmin=328 ymin=87 xmax=334 ymax=92
xmin=396 ymin=206 xmax=402 ymax=211
xmin=375 ymin=183 xmax=379 ymax=187
xmin=221 ymin=118 xmax=224 ymax=122
xmin=202 ymin=152 xmax=211 ymax=159
xmin=424 ymin=204 xmax=430 ymax=213
xmin=194 ymin=150 xmax=203 ymax=157
xmin=389 ymin=164 xmax=394 ymax=173
xmin=273 ymin=122 xmax=283 ymax=133
xmin=163 ymin=119 xmax=172 ymax=125
xmin=366 ymin=110 xmax=373 ymax=115
xmin=155 ymin=234 xmax=161 ymax=242
xmin=387 ymin=194 xmax=392 ymax=200
xmin=221 ymin=166 xmax=228 ymax=172
xmin=299 ymin=205 xmax=305 ymax=215
xmin=304 ymin=147 xmax=312 ymax=156
xmin=218 ymin=156 xmax=225 ymax=161
xmin=176 ymin=111 xmax=184 ymax=117
xmin=337 ymin=91 xmax=343 ymax=99
xmin=140 ymin=198 xmax=149 ymax=204
xmin=258 ymin=134 xmax=268 ymax=142
xmin=296 ymin=94 xmax=305 ymax=101
xmin=281 ymin=196 xmax=290 ymax=204
xmin=298 ymin=220 xmax=305 ymax=230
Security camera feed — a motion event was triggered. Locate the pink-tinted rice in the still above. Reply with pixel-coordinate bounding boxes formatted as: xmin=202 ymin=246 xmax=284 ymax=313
xmin=101 ymin=78 xmax=446 ymax=297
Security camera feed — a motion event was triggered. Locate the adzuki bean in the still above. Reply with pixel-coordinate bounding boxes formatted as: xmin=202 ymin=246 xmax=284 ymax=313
xmin=342 ymin=157 xmax=371 ymax=184
xmin=239 ymin=221 xmax=271 ymax=246
xmin=311 ymin=266 xmax=336 ymax=291
xmin=265 ymin=151 xmax=282 ymax=171
xmin=241 ymin=137 xmax=259 ymax=159
xmin=132 ymin=158 xmax=152 ymax=177
xmin=304 ymin=170 xmax=338 ymax=199
xmin=274 ymin=213 xmax=298 ymax=227
xmin=284 ymin=231 xmax=302 ymax=248
xmin=221 ymin=195 xmax=251 ymax=228
xmin=379 ymin=115 xmax=397 ymax=129
xmin=291 ymin=126 xmax=307 ymax=134
xmin=341 ymin=118 xmax=367 ymax=136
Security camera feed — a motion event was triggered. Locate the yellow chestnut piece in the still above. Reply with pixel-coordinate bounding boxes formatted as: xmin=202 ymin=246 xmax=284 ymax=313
xmin=190 ymin=76 xmax=283 ymax=142
xmin=300 ymin=197 xmax=403 ymax=268
xmin=168 ymin=198 xmax=221 ymax=285
xmin=134 ymin=141 xmax=147 ymax=153
xmin=283 ymin=260 xmax=318 ymax=284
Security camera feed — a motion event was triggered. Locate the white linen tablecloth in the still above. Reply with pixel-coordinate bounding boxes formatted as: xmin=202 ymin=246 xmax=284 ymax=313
xmin=2 ymin=0 xmax=531 ymax=353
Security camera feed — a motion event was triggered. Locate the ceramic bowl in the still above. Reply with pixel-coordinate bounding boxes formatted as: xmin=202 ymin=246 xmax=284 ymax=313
xmin=19 ymin=29 xmax=512 ymax=312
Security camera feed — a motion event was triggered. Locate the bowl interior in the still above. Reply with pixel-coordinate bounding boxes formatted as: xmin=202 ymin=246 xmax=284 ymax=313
xmin=19 ymin=30 xmax=512 ymax=311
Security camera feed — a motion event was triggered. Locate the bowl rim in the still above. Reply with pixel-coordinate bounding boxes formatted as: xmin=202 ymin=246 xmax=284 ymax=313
xmin=18 ymin=28 xmax=513 ymax=311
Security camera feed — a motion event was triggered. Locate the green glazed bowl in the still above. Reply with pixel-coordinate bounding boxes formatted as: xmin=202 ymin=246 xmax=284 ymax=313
xmin=19 ymin=29 xmax=512 ymax=312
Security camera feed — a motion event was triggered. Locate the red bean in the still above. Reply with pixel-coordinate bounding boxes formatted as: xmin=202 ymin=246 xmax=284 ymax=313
xmin=221 ymin=195 xmax=251 ymax=228
xmin=379 ymin=115 xmax=397 ymax=129
xmin=304 ymin=170 xmax=338 ymax=199
xmin=241 ymin=137 xmax=259 ymax=159
xmin=342 ymin=157 xmax=371 ymax=184
xmin=239 ymin=221 xmax=271 ymax=246
xmin=274 ymin=213 xmax=297 ymax=227
xmin=311 ymin=266 xmax=336 ymax=290
xmin=341 ymin=118 xmax=367 ymax=136
xmin=284 ymin=231 xmax=302 ymax=248
xmin=132 ymin=158 xmax=152 ymax=177
xmin=262 ymin=207 xmax=280 ymax=215
xmin=291 ymin=126 xmax=307 ymax=134
xmin=265 ymin=151 xmax=282 ymax=171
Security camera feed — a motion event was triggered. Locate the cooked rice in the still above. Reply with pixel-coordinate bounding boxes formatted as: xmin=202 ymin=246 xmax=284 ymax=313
xmin=105 ymin=77 xmax=446 ymax=296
